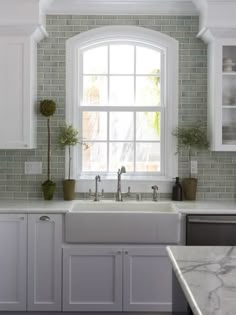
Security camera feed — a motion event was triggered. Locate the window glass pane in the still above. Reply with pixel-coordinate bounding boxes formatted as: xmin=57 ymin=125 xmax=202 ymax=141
xmin=82 ymin=112 xmax=107 ymax=141
xmin=83 ymin=76 xmax=107 ymax=105
xmin=110 ymin=45 xmax=134 ymax=74
xmin=136 ymin=142 xmax=160 ymax=172
xmin=110 ymin=112 xmax=133 ymax=141
xmin=109 ymin=143 xmax=134 ymax=171
xmin=136 ymin=112 xmax=160 ymax=141
xmin=110 ymin=76 xmax=134 ymax=106
xmin=136 ymin=76 xmax=160 ymax=106
xmin=83 ymin=142 xmax=107 ymax=171
xmin=136 ymin=46 xmax=161 ymax=75
xmin=83 ymin=46 xmax=108 ymax=74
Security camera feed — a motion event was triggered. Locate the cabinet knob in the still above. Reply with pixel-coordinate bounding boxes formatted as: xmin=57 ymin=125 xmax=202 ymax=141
xmin=124 ymin=251 xmax=128 ymax=255
xmin=39 ymin=215 xmax=50 ymax=221
xmin=117 ymin=250 xmax=122 ymax=255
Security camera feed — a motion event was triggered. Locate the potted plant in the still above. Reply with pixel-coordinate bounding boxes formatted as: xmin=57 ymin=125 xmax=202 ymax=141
xmin=173 ymin=122 xmax=209 ymax=200
xmin=59 ymin=124 xmax=88 ymax=200
xmin=40 ymin=99 xmax=56 ymax=200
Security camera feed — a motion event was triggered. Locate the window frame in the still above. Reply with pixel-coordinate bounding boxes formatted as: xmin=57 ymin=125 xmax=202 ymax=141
xmin=66 ymin=26 xmax=178 ymax=192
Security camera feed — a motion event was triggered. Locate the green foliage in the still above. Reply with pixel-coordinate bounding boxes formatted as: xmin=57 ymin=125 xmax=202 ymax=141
xmin=173 ymin=123 xmax=209 ymax=152
xmin=173 ymin=122 xmax=209 ymax=178
xmin=39 ymin=99 xmax=56 ymax=117
xmin=59 ymin=124 xmax=80 ymax=147
xmin=59 ymin=124 xmax=88 ymax=180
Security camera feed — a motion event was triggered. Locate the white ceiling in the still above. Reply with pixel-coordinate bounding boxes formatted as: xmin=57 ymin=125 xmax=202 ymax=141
xmin=45 ymin=0 xmax=198 ymax=15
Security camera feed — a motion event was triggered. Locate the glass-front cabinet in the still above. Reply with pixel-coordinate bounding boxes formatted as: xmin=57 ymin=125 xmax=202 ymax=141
xmin=208 ymin=39 xmax=236 ymax=151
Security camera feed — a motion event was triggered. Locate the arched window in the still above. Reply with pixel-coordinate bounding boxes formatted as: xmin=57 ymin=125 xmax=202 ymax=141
xmin=66 ymin=26 xmax=178 ymax=191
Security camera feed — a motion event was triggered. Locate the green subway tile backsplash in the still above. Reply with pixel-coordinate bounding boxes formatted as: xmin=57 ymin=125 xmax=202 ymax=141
xmin=0 ymin=15 xmax=235 ymax=200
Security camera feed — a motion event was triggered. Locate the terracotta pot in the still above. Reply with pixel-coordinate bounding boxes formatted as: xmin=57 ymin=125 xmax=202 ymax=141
xmin=42 ymin=180 xmax=56 ymax=200
xmin=63 ymin=180 xmax=75 ymax=201
xmin=182 ymin=178 xmax=197 ymax=201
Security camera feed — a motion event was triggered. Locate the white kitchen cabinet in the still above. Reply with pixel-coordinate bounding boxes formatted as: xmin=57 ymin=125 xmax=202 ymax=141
xmin=27 ymin=214 xmax=62 ymax=311
xmin=0 ymin=35 xmax=37 ymax=149
xmin=123 ymin=246 xmax=172 ymax=312
xmin=0 ymin=214 xmax=27 ymax=311
xmin=63 ymin=246 xmax=123 ymax=312
xmin=63 ymin=245 xmax=172 ymax=312
xmin=208 ymin=38 xmax=236 ymax=151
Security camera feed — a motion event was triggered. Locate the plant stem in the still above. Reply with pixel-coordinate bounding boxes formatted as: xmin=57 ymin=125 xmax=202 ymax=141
xmin=47 ymin=118 xmax=51 ymax=181
xmin=68 ymin=145 xmax=71 ymax=180
xmin=188 ymin=146 xmax=191 ymax=178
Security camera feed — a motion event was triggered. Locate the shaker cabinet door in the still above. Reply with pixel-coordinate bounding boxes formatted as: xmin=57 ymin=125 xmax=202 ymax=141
xmin=27 ymin=214 xmax=62 ymax=311
xmin=63 ymin=246 xmax=123 ymax=312
xmin=0 ymin=214 xmax=27 ymax=311
xmin=123 ymin=246 xmax=172 ymax=312
xmin=0 ymin=36 xmax=36 ymax=149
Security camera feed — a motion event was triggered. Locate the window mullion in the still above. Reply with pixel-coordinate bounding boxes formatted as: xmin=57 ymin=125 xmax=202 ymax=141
xmin=78 ymin=50 xmax=83 ymax=175
xmin=160 ymin=51 xmax=165 ymax=175
xmin=108 ymin=44 xmax=110 ymax=106
xmin=134 ymin=111 xmax=136 ymax=172
xmin=134 ymin=45 xmax=136 ymax=106
xmin=107 ymin=111 xmax=110 ymax=172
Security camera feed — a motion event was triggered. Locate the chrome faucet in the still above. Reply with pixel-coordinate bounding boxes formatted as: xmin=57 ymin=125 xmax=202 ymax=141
xmin=151 ymin=185 xmax=158 ymax=202
xmin=89 ymin=175 xmax=104 ymax=201
xmin=94 ymin=175 xmax=101 ymax=201
xmin=116 ymin=166 xmax=130 ymax=201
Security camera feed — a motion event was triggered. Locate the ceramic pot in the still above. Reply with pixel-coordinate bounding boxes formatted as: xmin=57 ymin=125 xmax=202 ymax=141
xmin=63 ymin=179 xmax=75 ymax=201
xmin=42 ymin=180 xmax=56 ymax=200
xmin=182 ymin=178 xmax=197 ymax=201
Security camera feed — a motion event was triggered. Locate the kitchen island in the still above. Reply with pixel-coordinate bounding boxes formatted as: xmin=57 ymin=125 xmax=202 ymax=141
xmin=167 ymin=246 xmax=236 ymax=315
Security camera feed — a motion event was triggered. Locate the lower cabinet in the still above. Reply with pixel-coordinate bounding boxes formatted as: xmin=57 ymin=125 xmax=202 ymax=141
xmin=63 ymin=245 xmax=172 ymax=312
xmin=123 ymin=246 xmax=172 ymax=312
xmin=0 ymin=213 xmax=62 ymax=312
xmin=63 ymin=247 xmax=123 ymax=311
xmin=0 ymin=214 xmax=27 ymax=311
xmin=27 ymin=214 xmax=62 ymax=311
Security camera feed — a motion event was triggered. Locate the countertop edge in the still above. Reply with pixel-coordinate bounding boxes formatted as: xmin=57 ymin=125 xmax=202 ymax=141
xmin=166 ymin=246 xmax=202 ymax=315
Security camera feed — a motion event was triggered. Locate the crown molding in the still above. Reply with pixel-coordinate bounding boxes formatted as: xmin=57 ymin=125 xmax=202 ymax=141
xmin=45 ymin=0 xmax=198 ymax=15
xmin=0 ymin=24 xmax=48 ymax=41
xmin=197 ymin=27 xmax=236 ymax=43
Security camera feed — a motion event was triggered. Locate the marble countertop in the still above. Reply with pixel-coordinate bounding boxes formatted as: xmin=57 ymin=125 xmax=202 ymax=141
xmin=0 ymin=200 xmax=73 ymax=213
xmin=174 ymin=201 xmax=236 ymax=214
xmin=0 ymin=199 xmax=236 ymax=213
xmin=167 ymin=246 xmax=236 ymax=315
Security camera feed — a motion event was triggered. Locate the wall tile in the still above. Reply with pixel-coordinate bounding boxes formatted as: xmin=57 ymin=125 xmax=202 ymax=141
xmin=0 ymin=14 xmax=235 ymax=200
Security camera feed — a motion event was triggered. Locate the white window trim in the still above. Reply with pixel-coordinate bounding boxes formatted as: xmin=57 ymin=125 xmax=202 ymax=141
xmin=66 ymin=26 xmax=178 ymax=193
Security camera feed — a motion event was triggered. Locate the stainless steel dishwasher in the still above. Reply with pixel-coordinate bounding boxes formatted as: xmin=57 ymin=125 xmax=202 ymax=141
xmin=186 ymin=214 xmax=236 ymax=245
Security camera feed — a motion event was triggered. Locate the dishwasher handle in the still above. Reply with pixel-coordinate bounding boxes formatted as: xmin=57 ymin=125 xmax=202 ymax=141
xmin=188 ymin=217 xmax=236 ymax=224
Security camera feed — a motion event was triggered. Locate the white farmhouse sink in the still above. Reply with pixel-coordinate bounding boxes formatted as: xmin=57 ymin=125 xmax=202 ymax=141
xmin=70 ymin=200 xmax=176 ymax=213
xmin=65 ymin=201 xmax=181 ymax=244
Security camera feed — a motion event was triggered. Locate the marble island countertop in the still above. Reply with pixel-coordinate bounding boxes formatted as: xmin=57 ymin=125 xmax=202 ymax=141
xmin=167 ymin=246 xmax=236 ymax=315
xmin=1 ymin=199 xmax=236 ymax=213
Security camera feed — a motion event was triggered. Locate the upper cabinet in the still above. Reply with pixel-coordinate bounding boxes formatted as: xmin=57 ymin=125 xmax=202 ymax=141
xmin=208 ymin=39 xmax=236 ymax=151
xmin=193 ymin=0 xmax=236 ymax=151
xmin=0 ymin=0 xmax=48 ymax=149
xmin=0 ymin=35 xmax=37 ymax=149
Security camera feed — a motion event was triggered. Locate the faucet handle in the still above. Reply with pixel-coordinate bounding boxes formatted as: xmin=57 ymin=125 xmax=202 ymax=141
xmin=101 ymin=189 xmax=104 ymax=197
xmin=127 ymin=186 xmax=131 ymax=196
xmin=151 ymin=185 xmax=158 ymax=202
xmin=151 ymin=185 xmax=158 ymax=190
xmin=89 ymin=188 xmax=92 ymax=196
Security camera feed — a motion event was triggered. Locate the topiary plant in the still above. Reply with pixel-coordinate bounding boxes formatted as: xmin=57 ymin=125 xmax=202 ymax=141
xmin=59 ymin=124 xmax=88 ymax=180
xmin=40 ymin=99 xmax=56 ymax=200
xmin=59 ymin=124 xmax=88 ymax=200
xmin=172 ymin=122 xmax=209 ymax=178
